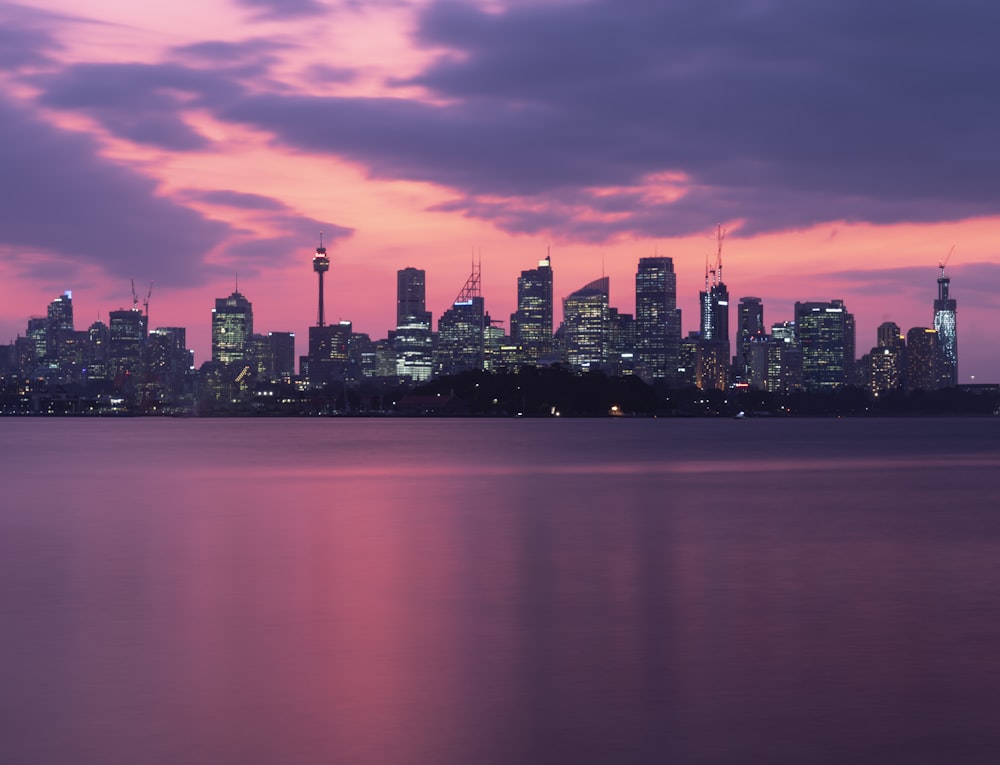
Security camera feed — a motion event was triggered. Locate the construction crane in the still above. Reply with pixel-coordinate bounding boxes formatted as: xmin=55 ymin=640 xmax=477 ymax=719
xmin=131 ymin=278 xmax=139 ymax=311
xmin=143 ymin=283 xmax=153 ymax=318
xmin=939 ymin=245 xmax=955 ymax=276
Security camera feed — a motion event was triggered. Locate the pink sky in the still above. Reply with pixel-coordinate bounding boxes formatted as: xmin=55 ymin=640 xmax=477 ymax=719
xmin=2 ymin=0 xmax=997 ymax=380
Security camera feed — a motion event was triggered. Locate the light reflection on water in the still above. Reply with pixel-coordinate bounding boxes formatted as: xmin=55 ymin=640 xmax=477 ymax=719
xmin=1 ymin=418 xmax=999 ymax=765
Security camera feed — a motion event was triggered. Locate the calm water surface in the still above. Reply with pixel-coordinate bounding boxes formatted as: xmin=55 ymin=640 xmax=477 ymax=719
xmin=1 ymin=418 xmax=999 ymax=764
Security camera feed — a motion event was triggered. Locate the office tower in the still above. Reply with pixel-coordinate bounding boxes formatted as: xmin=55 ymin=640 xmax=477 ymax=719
xmin=906 ymin=327 xmax=944 ymax=391
xmin=436 ymin=262 xmax=489 ymax=377
xmin=793 ymin=300 xmax=854 ymax=389
xmin=766 ymin=321 xmax=802 ymax=393
xmin=394 ymin=267 xmax=434 ymax=381
xmin=735 ymin=296 xmax=765 ymax=385
xmin=313 ymin=235 xmax=330 ymax=327
xmin=700 ymin=275 xmax=730 ymax=343
xmin=26 ymin=317 xmax=47 ymax=362
xmin=146 ymin=327 xmax=190 ymax=403
xmin=511 ymin=254 xmax=554 ymax=365
xmin=309 ymin=321 xmax=352 ymax=385
xmin=697 ymin=236 xmax=730 ymax=389
xmin=635 ymin=256 xmax=679 ymax=383
xmin=109 ymin=307 xmax=148 ymax=386
xmin=46 ymin=291 xmax=74 ymax=358
xmin=212 ymin=290 xmax=253 ymax=364
xmin=268 ymin=332 xmax=296 ymax=381
xmin=85 ymin=321 xmax=110 ymax=381
xmin=933 ymin=266 xmax=957 ymax=386
xmin=608 ymin=308 xmax=637 ymax=376
xmin=562 ymin=276 xmax=610 ymax=371
xmin=397 ymin=267 xmax=428 ymax=326
xmin=868 ymin=321 xmax=905 ymax=395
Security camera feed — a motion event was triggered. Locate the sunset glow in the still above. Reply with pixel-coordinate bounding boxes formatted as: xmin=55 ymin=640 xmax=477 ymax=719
xmin=3 ymin=0 xmax=998 ymax=378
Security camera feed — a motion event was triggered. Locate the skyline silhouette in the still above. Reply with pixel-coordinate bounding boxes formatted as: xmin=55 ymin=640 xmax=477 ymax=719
xmin=2 ymin=0 xmax=998 ymax=379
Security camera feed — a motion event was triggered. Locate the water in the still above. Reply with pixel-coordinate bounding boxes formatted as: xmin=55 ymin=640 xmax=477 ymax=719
xmin=1 ymin=418 xmax=998 ymax=764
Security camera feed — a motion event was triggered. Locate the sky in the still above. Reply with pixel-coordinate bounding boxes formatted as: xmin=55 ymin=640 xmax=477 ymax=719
xmin=2 ymin=0 xmax=999 ymax=380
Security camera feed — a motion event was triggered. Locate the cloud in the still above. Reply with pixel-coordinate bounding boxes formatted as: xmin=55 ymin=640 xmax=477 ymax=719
xmin=0 ymin=97 xmax=232 ymax=286
xmin=212 ymin=0 xmax=1000 ymax=240
xmin=235 ymin=0 xmax=328 ymax=20
xmin=822 ymin=262 xmax=1000 ymax=309
xmin=0 ymin=2 xmax=65 ymax=69
xmin=34 ymin=62 xmax=242 ymax=151
xmin=179 ymin=188 xmax=354 ymax=269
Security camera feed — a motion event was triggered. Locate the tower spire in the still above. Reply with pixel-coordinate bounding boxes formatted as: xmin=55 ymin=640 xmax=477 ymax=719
xmin=312 ymin=231 xmax=330 ymax=327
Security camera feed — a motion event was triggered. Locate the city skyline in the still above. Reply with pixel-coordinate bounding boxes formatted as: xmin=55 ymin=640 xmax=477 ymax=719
xmin=2 ymin=1 xmax=1000 ymax=379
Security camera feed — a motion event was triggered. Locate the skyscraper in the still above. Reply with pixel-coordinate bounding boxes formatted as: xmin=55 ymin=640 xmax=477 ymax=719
xmin=697 ymin=247 xmax=729 ymax=390
xmin=46 ymin=291 xmax=74 ymax=358
xmin=396 ymin=267 xmax=428 ymax=326
xmin=906 ymin=327 xmax=944 ymax=391
xmin=108 ymin=307 xmax=148 ymax=382
xmin=635 ymin=256 xmax=679 ymax=383
xmin=933 ymin=267 xmax=957 ymax=386
xmin=212 ymin=290 xmax=253 ymax=364
xmin=869 ymin=322 xmax=905 ymax=395
xmin=436 ymin=262 xmax=489 ymax=377
xmin=562 ymin=276 xmax=610 ymax=371
xmin=511 ymin=254 xmax=554 ymax=365
xmin=735 ymin=296 xmax=765 ymax=384
xmin=394 ymin=267 xmax=433 ymax=381
xmin=794 ymin=300 xmax=854 ymax=389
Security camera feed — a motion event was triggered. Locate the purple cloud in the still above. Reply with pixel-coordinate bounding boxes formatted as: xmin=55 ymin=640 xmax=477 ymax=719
xmin=213 ymin=0 xmax=1000 ymax=239
xmin=0 ymin=97 xmax=231 ymax=286
xmin=177 ymin=189 xmax=353 ymax=273
xmin=236 ymin=0 xmax=327 ymax=20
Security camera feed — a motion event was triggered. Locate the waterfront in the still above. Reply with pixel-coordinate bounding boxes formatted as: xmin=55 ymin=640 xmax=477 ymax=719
xmin=1 ymin=418 xmax=999 ymax=764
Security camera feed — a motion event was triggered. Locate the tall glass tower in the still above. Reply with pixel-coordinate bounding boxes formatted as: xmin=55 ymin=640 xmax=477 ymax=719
xmin=212 ymin=290 xmax=254 ymax=364
xmin=793 ymin=299 xmax=854 ymax=390
xmin=511 ymin=254 xmax=554 ymax=364
xmin=933 ymin=269 xmax=957 ymax=386
xmin=394 ymin=267 xmax=433 ymax=381
xmin=562 ymin=276 xmax=610 ymax=371
xmin=635 ymin=257 xmax=679 ymax=383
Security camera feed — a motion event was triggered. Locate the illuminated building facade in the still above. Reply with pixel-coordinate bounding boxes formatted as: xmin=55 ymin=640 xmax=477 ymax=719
xmin=794 ymin=300 xmax=854 ymax=389
xmin=510 ymin=255 xmax=554 ymax=365
xmin=906 ymin=327 xmax=944 ymax=391
xmin=562 ymin=276 xmax=610 ymax=371
xmin=211 ymin=291 xmax=253 ymax=364
xmin=635 ymin=257 xmax=679 ymax=383
xmin=933 ymin=270 xmax=957 ymax=386
xmin=394 ymin=267 xmax=434 ymax=381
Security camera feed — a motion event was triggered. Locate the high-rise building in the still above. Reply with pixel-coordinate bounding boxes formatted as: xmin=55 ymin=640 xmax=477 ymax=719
xmin=396 ymin=267 xmax=428 ymax=327
xmin=211 ymin=290 xmax=253 ymax=364
xmin=394 ymin=267 xmax=434 ymax=381
xmin=794 ymin=300 xmax=854 ymax=389
xmin=933 ymin=267 xmax=957 ymax=386
xmin=696 ymin=240 xmax=730 ymax=390
xmin=635 ymin=256 xmax=679 ymax=383
xmin=268 ymin=332 xmax=296 ymax=381
xmin=308 ymin=321 xmax=352 ymax=385
xmin=869 ymin=321 xmax=905 ymax=395
xmin=906 ymin=327 xmax=945 ymax=391
xmin=511 ymin=254 xmax=554 ymax=365
xmin=766 ymin=321 xmax=802 ymax=393
xmin=735 ymin=296 xmax=765 ymax=384
xmin=562 ymin=276 xmax=610 ymax=371
xmin=85 ymin=321 xmax=110 ymax=381
xmin=146 ymin=327 xmax=191 ymax=404
xmin=108 ymin=307 xmax=148 ymax=390
xmin=436 ymin=263 xmax=489 ymax=377
xmin=46 ymin=291 xmax=74 ymax=358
